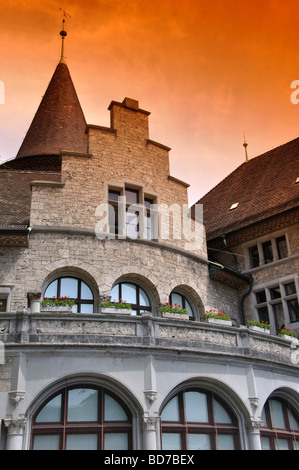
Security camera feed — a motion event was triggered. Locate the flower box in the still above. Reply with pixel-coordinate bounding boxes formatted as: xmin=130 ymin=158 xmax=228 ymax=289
xmin=162 ymin=312 xmax=190 ymax=320
xmin=100 ymin=308 xmax=132 ymax=315
xmin=207 ymin=317 xmax=232 ymax=326
xmin=41 ymin=306 xmax=73 ymax=312
xmin=249 ymin=325 xmax=270 ymax=334
xmin=279 ymin=334 xmax=299 ymax=344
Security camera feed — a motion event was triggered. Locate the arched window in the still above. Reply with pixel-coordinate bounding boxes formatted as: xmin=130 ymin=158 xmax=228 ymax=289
xmin=161 ymin=389 xmax=240 ymax=450
xmin=31 ymin=385 xmax=133 ymax=450
xmin=110 ymin=282 xmax=151 ymax=316
xmin=44 ymin=276 xmax=94 ymax=313
xmin=169 ymin=290 xmax=195 ymax=319
xmin=261 ymin=398 xmax=299 ymax=450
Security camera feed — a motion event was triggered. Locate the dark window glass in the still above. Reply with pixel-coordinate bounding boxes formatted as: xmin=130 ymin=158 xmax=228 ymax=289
xmin=125 ymin=188 xmax=138 ymax=205
xmin=288 ymin=299 xmax=299 ymax=323
xmin=256 ymin=290 xmax=267 ymax=304
xmin=276 ymin=236 xmax=288 ymax=260
xmin=262 ymin=241 xmax=273 ymax=264
xmin=270 ymin=286 xmax=281 ymax=300
xmin=108 ymin=190 xmax=121 ymax=202
xmin=258 ymin=306 xmax=270 ymax=324
xmin=249 ymin=245 xmax=259 ymax=268
xmin=0 ymin=299 xmax=7 ymax=312
xmin=284 ymin=282 xmax=296 ymax=296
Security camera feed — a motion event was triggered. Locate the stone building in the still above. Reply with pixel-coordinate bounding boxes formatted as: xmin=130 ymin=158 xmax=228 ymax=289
xmin=0 ymin=31 xmax=298 ymax=451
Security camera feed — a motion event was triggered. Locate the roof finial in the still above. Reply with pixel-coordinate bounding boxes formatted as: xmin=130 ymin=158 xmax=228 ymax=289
xmin=243 ymin=132 xmax=249 ymax=162
xmin=59 ymin=8 xmax=71 ymax=64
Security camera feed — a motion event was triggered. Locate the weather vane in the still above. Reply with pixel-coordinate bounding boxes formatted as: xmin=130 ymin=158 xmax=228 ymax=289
xmin=59 ymin=8 xmax=71 ymax=64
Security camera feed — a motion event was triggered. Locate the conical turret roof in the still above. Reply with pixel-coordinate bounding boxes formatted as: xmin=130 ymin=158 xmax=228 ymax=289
xmin=16 ymin=61 xmax=87 ymax=159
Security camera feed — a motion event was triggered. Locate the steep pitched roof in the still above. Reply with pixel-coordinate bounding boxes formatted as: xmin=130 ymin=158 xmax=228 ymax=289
xmin=0 ymin=170 xmax=62 ymax=226
xmin=195 ymin=137 xmax=299 ymax=240
xmin=16 ymin=62 xmax=88 ymax=159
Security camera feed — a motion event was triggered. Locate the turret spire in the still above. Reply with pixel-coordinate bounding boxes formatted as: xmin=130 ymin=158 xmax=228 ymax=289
xmin=59 ymin=9 xmax=71 ymax=64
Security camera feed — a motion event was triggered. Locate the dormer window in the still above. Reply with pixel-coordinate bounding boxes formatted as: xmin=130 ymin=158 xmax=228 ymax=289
xmin=229 ymin=202 xmax=239 ymax=211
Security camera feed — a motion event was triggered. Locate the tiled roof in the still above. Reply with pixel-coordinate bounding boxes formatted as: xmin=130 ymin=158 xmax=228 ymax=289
xmin=0 ymin=170 xmax=61 ymax=226
xmin=16 ymin=62 xmax=88 ymax=159
xmin=194 ymin=137 xmax=299 ymax=240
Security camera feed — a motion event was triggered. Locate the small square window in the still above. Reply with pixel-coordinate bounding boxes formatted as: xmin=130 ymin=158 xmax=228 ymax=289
xmin=108 ymin=189 xmax=121 ymax=202
xmin=0 ymin=299 xmax=7 ymax=312
xmin=284 ymin=282 xmax=296 ymax=296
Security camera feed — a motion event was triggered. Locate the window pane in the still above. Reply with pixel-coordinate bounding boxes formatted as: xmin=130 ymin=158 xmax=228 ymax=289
xmin=214 ymin=399 xmax=232 ymax=424
xmin=125 ymin=188 xmax=138 ymax=204
xmin=256 ymin=290 xmax=266 ymax=304
xmin=81 ymin=282 xmax=93 ymax=300
xmin=217 ymin=434 xmax=235 ymax=450
xmin=104 ymin=433 xmax=129 ymax=450
xmin=126 ymin=212 xmax=139 ymax=239
xmin=269 ymin=400 xmax=285 ymax=429
xmin=261 ymin=437 xmax=271 ymax=450
xmin=249 ymin=245 xmax=259 ymax=268
xmin=185 ymin=299 xmax=193 ymax=317
xmin=270 ymin=286 xmax=281 ymax=300
xmin=67 ymin=388 xmax=98 ymax=422
xmin=104 ymin=394 xmax=128 ymax=421
xmin=108 ymin=189 xmax=121 ymax=201
xmin=262 ymin=241 xmax=273 ymax=264
xmin=121 ymin=283 xmax=137 ymax=304
xmin=60 ymin=278 xmax=78 ymax=298
xmin=162 ymin=433 xmax=181 ymax=450
xmin=288 ymin=299 xmax=299 ymax=322
xmin=139 ymin=287 xmax=150 ymax=307
xmin=36 ymin=394 xmax=62 ymax=423
xmin=161 ymin=396 xmax=180 ymax=422
xmin=0 ymin=299 xmax=7 ymax=312
xmin=66 ymin=434 xmax=98 ymax=450
xmin=275 ymin=438 xmax=289 ymax=450
xmin=33 ymin=434 xmax=60 ymax=450
xmin=276 ymin=236 xmax=288 ymax=259
xmin=185 ymin=391 xmax=209 ymax=423
xmin=285 ymin=282 xmax=296 ymax=296
xmin=287 ymin=408 xmax=299 ymax=431
xmin=258 ymin=306 xmax=269 ymax=323
xmin=273 ymin=303 xmax=285 ymax=330
xmin=188 ymin=433 xmax=211 ymax=450
xmin=44 ymin=280 xmax=58 ymax=298
xmin=110 ymin=285 xmax=119 ymax=301
xmin=80 ymin=303 xmax=94 ymax=314
xmin=171 ymin=293 xmax=183 ymax=306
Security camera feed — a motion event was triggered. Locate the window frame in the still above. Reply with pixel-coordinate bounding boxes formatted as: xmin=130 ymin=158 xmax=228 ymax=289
xmin=161 ymin=389 xmax=241 ymax=450
xmin=107 ymin=183 xmax=158 ymax=241
xmin=253 ymin=277 xmax=299 ymax=333
xmin=30 ymin=385 xmax=133 ymax=450
xmin=245 ymin=232 xmax=290 ymax=270
xmin=43 ymin=275 xmax=95 ymax=314
xmin=110 ymin=281 xmax=152 ymax=316
xmin=260 ymin=397 xmax=299 ymax=450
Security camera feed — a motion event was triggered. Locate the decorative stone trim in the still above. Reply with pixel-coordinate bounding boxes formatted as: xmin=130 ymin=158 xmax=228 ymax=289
xmin=141 ymin=416 xmax=160 ymax=431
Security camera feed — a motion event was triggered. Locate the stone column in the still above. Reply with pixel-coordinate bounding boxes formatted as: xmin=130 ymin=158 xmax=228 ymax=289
xmin=141 ymin=416 xmax=160 ymax=450
xmin=28 ymin=292 xmax=41 ymax=313
xmin=247 ymin=418 xmax=263 ymax=450
xmin=4 ymin=418 xmax=27 ymax=450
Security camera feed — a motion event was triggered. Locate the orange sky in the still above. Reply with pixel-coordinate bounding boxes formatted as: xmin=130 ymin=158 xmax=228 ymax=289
xmin=1 ymin=0 xmax=299 ymax=204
